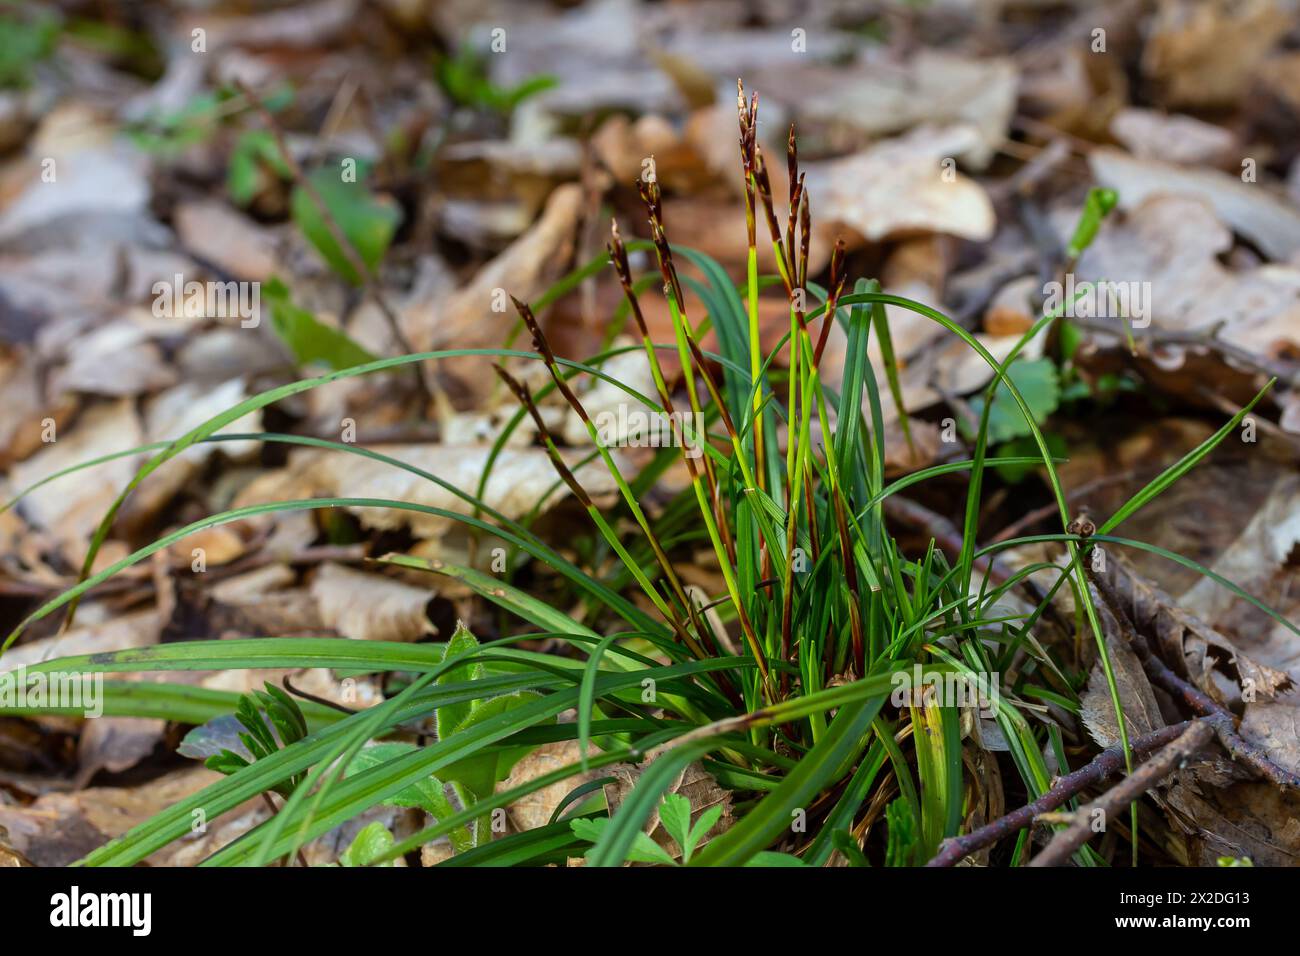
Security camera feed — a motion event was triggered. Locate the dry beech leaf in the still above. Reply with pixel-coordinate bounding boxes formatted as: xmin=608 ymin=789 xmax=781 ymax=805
xmin=960 ymin=748 xmax=1006 ymax=866
xmin=1090 ymin=148 xmax=1300 ymax=262
xmin=7 ymin=398 xmax=143 ymax=542
xmin=1101 ymin=557 xmax=1293 ymax=706
xmin=193 ymin=0 xmax=360 ymax=51
xmin=0 ymin=826 xmax=34 ymax=867
xmin=1165 ymin=776 xmax=1300 ymax=867
xmin=806 ymin=125 xmax=996 ymax=244
xmin=1108 ymin=108 xmax=1236 ymax=168
xmin=591 ymin=113 xmax=711 ymax=193
xmin=497 ymin=739 xmax=608 ymax=832
xmin=167 ymin=524 xmax=248 ymax=568
xmin=208 ymin=587 xmax=326 ymax=639
xmin=173 ymin=199 xmax=282 ymax=281
xmin=560 ymin=344 xmax=658 ymax=446
xmin=0 ymin=352 xmax=60 ymax=469
xmin=0 ymin=104 xmax=150 ymax=244
xmin=1179 ymin=474 xmax=1300 ymax=675
xmin=0 ymin=766 xmax=230 ymax=866
xmin=1239 ymin=702 xmax=1300 ymax=777
xmin=75 ymin=717 xmax=166 ymax=787
xmin=1142 ymin=0 xmax=1290 ymax=109
xmin=982 ymin=276 xmax=1038 ymax=335
xmin=774 ymin=52 xmax=1018 ymax=170
xmin=1097 ymin=561 xmax=1289 ymax=712
xmin=310 ymin=562 xmax=435 ymax=643
xmin=52 ymin=320 xmax=177 ymax=397
xmin=0 ymin=764 xmax=405 ymax=867
xmin=278 ymin=443 xmax=619 ymax=539
xmin=1067 ymin=193 xmax=1300 ymax=361
xmin=1169 ymin=475 xmax=1300 ymax=817
xmin=435 ymin=184 xmax=583 ymax=398
xmin=1105 ymin=472 xmax=1300 ymax=866
xmin=1081 ymin=592 xmax=1166 ymax=750
xmin=126 ymin=378 xmax=264 ymax=528
xmin=0 ymin=609 xmax=162 ymax=673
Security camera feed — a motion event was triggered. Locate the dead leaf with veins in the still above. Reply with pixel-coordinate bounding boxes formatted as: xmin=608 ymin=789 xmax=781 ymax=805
xmin=1081 ymin=598 xmax=1167 ymax=750
xmin=805 ymin=126 xmax=996 ymax=245
xmin=310 ymin=562 xmax=436 ymax=643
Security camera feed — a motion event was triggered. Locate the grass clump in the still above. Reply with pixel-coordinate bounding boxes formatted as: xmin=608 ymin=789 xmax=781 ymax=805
xmin=0 ymin=84 xmax=1283 ymax=868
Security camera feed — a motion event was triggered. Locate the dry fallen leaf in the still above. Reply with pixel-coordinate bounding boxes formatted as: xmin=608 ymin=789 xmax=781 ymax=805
xmin=75 ymin=717 xmax=166 ymax=787
xmin=1103 ymin=478 xmax=1300 ymax=866
xmin=1081 ymin=590 xmax=1166 ymax=750
xmin=559 ymin=343 xmax=659 ymax=446
xmin=806 ymin=125 xmax=996 ymax=245
xmin=0 ymin=609 xmax=162 ymax=673
xmin=1090 ymin=148 xmax=1300 ymax=262
xmin=772 ymin=52 xmax=1018 ymax=170
xmin=310 ymin=562 xmax=436 ymax=642
xmin=258 ymin=442 xmax=620 ymax=540
xmin=7 ymin=399 xmax=144 ymax=544
xmin=498 ymin=738 xmax=608 ymax=832
xmin=1108 ymin=108 xmax=1237 ymax=168
xmin=1101 ymin=556 xmax=1293 ymax=707
xmin=1142 ymin=0 xmax=1290 ymax=109
xmin=1165 ymin=776 xmax=1300 ymax=866
xmin=0 ymin=825 xmax=35 ymax=867
xmin=1069 ymin=192 xmax=1300 ymax=359
xmin=51 ymin=320 xmax=177 ymax=397
xmin=126 ymin=378 xmax=265 ymax=527
xmin=173 ymin=200 xmax=283 ymax=281
xmin=0 ymin=349 xmax=59 ymax=468
xmin=434 ymin=183 xmax=583 ymax=400
xmin=0 ymin=103 xmax=150 ymax=243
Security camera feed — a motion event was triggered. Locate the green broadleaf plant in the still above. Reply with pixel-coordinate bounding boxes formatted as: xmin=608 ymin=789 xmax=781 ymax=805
xmin=291 ymin=164 xmax=402 ymax=285
xmin=263 ymin=278 xmax=377 ymax=371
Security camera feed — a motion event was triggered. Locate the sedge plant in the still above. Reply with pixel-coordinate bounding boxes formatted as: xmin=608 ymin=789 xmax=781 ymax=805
xmin=0 ymin=85 xmax=1290 ymax=868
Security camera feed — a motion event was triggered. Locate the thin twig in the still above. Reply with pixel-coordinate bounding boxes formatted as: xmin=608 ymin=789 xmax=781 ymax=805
xmin=1027 ymin=720 xmax=1214 ymax=867
xmin=1071 ymin=317 xmax=1300 ymax=390
xmin=990 ymin=469 xmax=1150 ymax=544
xmin=926 ymin=719 xmax=1194 ymax=866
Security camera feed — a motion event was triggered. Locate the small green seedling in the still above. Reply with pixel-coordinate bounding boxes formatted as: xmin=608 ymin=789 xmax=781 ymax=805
xmin=0 ymin=7 xmax=59 ymax=89
xmin=227 ymin=129 xmax=292 ymax=206
xmin=961 ymin=357 xmax=1061 ymax=446
xmin=339 ymin=821 xmax=396 ymax=867
xmin=203 ymin=683 xmax=309 ymax=799
xmin=263 ymin=278 xmax=377 ymax=371
xmin=1066 ymin=187 xmax=1119 ymax=261
xmin=291 ymin=164 xmax=402 ymax=285
xmin=434 ymin=44 xmax=556 ymax=114
xmin=346 ymin=624 xmax=551 ymax=856
xmin=571 ymin=792 xmax=803 ymax=866
xmin=571 ymin=792 xmax=721 ymax=865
